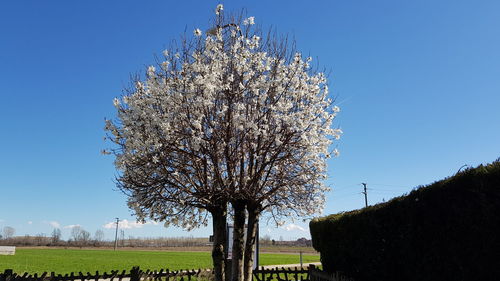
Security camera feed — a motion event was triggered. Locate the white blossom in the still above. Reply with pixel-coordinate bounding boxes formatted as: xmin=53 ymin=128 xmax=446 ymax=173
xmin=194 ymin=28 xmax=202 ymax=37
xmin=152 ymin=155 xmax=160 ymax=163
xmin=243 ymin=16 xmax=255 ymax=25
xmin=147 ymin=65 xmax=156 ymax=76
xmin=215 ymin=4 xmax=223 ymax=15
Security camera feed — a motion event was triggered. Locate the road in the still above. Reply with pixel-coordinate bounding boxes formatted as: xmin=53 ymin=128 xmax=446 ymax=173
xmin=259 ymin=262 xmax=321 ymax=269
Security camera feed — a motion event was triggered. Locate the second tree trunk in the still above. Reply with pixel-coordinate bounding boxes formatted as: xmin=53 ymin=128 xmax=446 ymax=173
xmin=231 ymin=200 xmax=247 ymax=281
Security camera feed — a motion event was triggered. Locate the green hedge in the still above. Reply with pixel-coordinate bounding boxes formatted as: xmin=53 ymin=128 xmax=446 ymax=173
xmin=310 ymin=160 xmax=500 ymax=281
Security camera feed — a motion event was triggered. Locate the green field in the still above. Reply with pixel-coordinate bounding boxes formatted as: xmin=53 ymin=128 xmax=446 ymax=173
xmin=0 ymin=249 xmax=319 ymax=274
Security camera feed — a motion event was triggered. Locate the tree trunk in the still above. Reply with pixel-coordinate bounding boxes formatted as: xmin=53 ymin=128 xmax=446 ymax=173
xmin=231 ymin=200 xmax=247 ymax=281
xmin=243 ymin=205 xmax=259 ymax=281
xmin=211 ymin=207 xmax=227 ymax=281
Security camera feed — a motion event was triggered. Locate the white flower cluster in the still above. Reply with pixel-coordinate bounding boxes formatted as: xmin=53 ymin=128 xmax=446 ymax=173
xmin=243 ymin=17 xmax=255 ymax=25
xmin=215 ymin=4 xmax=223 ymax=15
xmin=106 ymin=8 xmax=341 ymax=227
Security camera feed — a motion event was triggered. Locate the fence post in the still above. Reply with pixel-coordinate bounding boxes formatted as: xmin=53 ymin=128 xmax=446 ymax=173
xmin=308 ymin=265 xmax=315 ymax=281
xmin=2 ymin=269 xmax=13 ymax=281
xmin=130 ymin=266 xmax=141 ymax=281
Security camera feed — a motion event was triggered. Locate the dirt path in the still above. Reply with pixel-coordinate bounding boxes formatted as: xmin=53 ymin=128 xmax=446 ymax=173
xmin=259 ymin=262 xmax=321 ymax=269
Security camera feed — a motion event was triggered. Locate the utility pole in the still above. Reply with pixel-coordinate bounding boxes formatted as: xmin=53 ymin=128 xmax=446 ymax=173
xmin=113 ymin=218 xmax=119 ymax=251
xmin=362 ymin=183 xmax=368 ymax=207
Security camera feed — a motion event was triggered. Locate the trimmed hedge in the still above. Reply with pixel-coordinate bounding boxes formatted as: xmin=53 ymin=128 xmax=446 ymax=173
xmin=310 ymin=160 xmax=500 ymax=281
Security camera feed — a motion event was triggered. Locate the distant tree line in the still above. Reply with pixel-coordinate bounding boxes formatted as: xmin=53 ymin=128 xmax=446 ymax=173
xmin=0 ymin=225 xmax=210 ymax=248
xmin=0 ymin=226 xmax=107 ymax=247
xmin=0 ymin=226 xmax=312 ymax=248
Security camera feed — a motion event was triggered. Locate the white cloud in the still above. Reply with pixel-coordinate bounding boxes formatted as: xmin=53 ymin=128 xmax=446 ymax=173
xmin=27 ymin=221 xmax=33 ymax=225
xmin=64 ymin=224 xmax=82 ymax=229
xmin=103 ymin=219 xmax=154 ymax=229
xmin=282 ymin=223 xmax=307 ymax=232
xmin=49 ymin=221 xmax=60 ymax=228
xmin=42 ymin=221 xmax=61 ymax=228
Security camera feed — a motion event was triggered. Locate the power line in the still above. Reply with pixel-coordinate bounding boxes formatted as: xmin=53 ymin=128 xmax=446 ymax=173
xmin=369 ymin=183 xmax=409 ymax=188
xmin=369 ymin=189 xmax=402 ymax=192
xmin=332 ymin=192 xmax=363 ymax=199
xmin=331 ymin=183 xmax=361 ymax=191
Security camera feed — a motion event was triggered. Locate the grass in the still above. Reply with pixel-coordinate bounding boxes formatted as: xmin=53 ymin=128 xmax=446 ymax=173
xmin=0 ymin=248 xmax=319 ymax=274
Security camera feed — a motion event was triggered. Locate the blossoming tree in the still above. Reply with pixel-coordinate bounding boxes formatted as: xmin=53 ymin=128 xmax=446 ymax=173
xmin=105 ymin=4 xmax=340 ymax=281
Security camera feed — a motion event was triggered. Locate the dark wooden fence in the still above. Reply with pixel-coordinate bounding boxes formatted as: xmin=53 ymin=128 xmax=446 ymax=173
xmin=0 ymin=267 xmax=210 ymax=281
xmin=308 ymin=265 xmax=352 ymax=281
xmin=1 ymin=265 xmax=352 ymax=281
xmin=253 ymin=266 xmax=308 ymax=281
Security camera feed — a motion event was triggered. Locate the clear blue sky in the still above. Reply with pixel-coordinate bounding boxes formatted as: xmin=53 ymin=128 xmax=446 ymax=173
xmin=1 ymin=0 xmax=499 ymax=241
